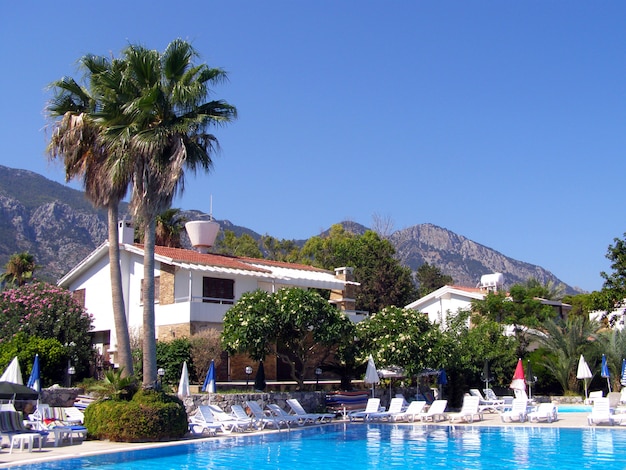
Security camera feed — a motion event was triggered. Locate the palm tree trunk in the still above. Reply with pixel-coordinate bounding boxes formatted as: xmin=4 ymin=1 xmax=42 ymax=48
xmin=107 ymin=204 xmax=134 ymax=377
xmin=142 ymin=218 xmax=157 ymax=388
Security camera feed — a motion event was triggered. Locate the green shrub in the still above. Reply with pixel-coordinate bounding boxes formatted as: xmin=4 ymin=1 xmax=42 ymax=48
xmin=84 ymin=390 xmax=188 ymax=442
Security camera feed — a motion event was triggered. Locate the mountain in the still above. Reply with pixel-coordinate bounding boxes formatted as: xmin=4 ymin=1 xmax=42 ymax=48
xmin=0 ymin=165 xmax=579 ymax=294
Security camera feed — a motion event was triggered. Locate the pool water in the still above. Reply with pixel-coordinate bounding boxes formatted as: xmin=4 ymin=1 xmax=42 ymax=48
xmin=15 ymin=424 xmax=626 ymax=469
xmin=558 ymin=404 xmax=592 ymax=413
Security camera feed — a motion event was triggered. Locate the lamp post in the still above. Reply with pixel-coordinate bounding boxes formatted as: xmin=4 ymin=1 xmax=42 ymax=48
xmin=157 ymin=368 xmax=165 ymax=389
xmin=67 ymin=366 xmax=76 ymax=388
xmin=245 ymin=366 xmax=253 ymax=390
xmin=315 ymin=367 xmax=322 ymax=390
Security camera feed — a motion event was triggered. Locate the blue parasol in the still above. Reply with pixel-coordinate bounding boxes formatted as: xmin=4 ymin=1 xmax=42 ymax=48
xmin=621 ymin=359 xmax=626 ymax=387
xmin=202 ymin=359 xmax=217 ymax=394
xmin=27 ymin=354 xmax=40 ymax=392
xmin=601 ymin=354 xmax=611 ymax=392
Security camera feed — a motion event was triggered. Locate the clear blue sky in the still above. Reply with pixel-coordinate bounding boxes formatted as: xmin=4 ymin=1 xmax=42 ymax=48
xmin=1 ymin=1 xmax=624 ymax=292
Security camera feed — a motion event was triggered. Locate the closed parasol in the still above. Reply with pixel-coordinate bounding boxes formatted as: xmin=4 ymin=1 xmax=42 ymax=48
xmin=601 ymin=354 xmax=611 ymax=393
xmin=177 ymin=361 xmax=190 ymax=398
xmin=364 ymin=355 xmax=380 ymax=397
xmin=510 ymin=358 xmax=526 ymax=391
xmin=576 ymin=354 xmax=592 ymax=400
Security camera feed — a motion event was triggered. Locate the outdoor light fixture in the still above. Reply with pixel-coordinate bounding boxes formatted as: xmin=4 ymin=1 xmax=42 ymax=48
xmin=245 ymin=366 xmax=253 ymax=389
xmin=315 ymin=367 xmax=322 ymax=390
xmin=67 ymin=366 xmax=76 ymax=387
xmin=157 ymin=368 xmax=165 ymax=388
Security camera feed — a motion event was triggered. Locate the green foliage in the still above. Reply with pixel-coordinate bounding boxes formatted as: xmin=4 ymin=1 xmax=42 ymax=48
xmin=416 ymin=263 xmax=454 ymax=297
xmin=260 ymin=236 xmax=301 ymax=262
xmin=214 ymin=230 xmax=263 ymax=258
xmin=300 ymin=225 xmax=418 ymax=313
xmin=357 ymin=306 xmax=450 ymax=376
xmin=156 ymin=338 xmax=194 ymax=386
xmin=0 ymin=282 xmax=93 ymax=381
xmin=84 ymin=390 xmax=188 ymax=442
xmin=1 ymin=252 xmax=38 ymax=287
xmin=0 ymin=333 xmax=66 ymax=387
xmin=89 ymin=368 xmax=138 ymax=400
xmin=222 ymin=287 xmax=356 ymax=388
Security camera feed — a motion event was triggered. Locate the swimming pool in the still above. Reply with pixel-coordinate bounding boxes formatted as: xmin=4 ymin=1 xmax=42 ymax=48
xmin=558 ymin=404 xmax=592 ymax=413
xmin=14 ymin=423 xmax=626 ymax=469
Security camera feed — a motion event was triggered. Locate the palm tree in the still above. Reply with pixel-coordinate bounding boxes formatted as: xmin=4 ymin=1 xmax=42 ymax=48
xmin=1 ymin=252 xmax=37 ymax=287
xmin=46 ymin=57 xmax=135 ymax=377
xmin=136 ymin=208 xmax=187 ymax=248
xmin=98 ymin=39 xmax=237 ymax=387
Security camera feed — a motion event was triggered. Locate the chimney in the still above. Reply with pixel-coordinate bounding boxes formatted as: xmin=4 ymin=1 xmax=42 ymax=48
xmin=185 ymin=220 xmax=220 ymax=253
xmin=118 ymin=220 xmax=134 ymax=245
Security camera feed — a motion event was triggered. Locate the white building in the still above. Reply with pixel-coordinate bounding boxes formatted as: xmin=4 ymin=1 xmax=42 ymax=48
xmin=58 ymin=220 xmax=359 ymax=368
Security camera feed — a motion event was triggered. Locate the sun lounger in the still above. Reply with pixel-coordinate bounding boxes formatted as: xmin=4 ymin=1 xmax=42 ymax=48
xmin=393 ymin=401 xmax=427 ymax=422
xmin=0 ymin=410 xmax=49 ymax=447
xmin=348 ymin=398 xmax=381 ymax=422
xmin=206 ymin=404 xmax=256 ymax=432
xmin=246 ymin=401 xmax=290 ymax=430
xmin=500 ymin=398 xmax=528 ymax=423
xmin=449 ymin=396 xmax=483 ymax=423
xmin=367 ymin=397 xmax=406 ymax=422
xmin=470 ymin=389 xmax=504 ymax=413
xmin=285 ymin=398 xmax=334 ymax=423
xmin=588 ymin=397 xmax=615 ymax=426
xmin=188 ymin=406 xmax=226 ymax=435
xmin=586 ymin=390 xmax=603 ymax=405
xmin=527 ymin=403 xmax=558 ymax=423
xmin=419 ymin=399 xmax=448 ymax=422
xmin=266 ymin=404 xmax=306 ymax=426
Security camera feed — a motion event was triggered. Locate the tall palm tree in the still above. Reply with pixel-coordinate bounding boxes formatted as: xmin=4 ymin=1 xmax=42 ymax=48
xmin=135 ymin=208 xmax=187 ymax=248
xmin=98 ymin=39 xmax=237 ymax=387
xmin=1 ymin=252 xmax=37 ymax=287
xmin=46 ymin=58 xmax=135 ymax=377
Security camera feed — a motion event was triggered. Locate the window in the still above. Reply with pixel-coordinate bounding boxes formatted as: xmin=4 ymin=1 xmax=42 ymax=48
xmin=203 ymin=277 xmax=234 ymax=304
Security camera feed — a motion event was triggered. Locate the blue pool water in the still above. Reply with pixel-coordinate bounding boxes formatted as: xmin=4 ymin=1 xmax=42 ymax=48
xmin=558 ymin=405 xmax=592 ymax=413
xmin=14 ymin=424 xmax=626 ymax=469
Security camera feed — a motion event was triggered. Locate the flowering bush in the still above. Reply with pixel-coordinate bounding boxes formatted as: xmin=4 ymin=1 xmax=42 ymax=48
xmin=0 ymin=282 xmax=93 ymax=382
xmin=357 ymin=306 xmax=451 ymax=376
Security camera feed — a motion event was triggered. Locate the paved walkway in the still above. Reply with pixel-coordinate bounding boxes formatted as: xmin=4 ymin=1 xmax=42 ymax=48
xmin=0 ymin=411 xmax=621 ymax=468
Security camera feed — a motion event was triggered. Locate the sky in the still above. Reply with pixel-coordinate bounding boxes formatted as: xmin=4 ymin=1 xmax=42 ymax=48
xmin=1 ymin=1 xmax=624 ymax=293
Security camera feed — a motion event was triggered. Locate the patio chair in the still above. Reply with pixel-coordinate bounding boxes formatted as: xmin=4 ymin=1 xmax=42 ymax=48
xmin=266 ymin=404 xmax=305 ymax=426
xmin=470 ymin=389 xmax=504 ymax=413
xmin=207 ymin=404 xmax=255 ymax=432
xmin=500 ymin=398 xmax=528 ymax=423
xmin=246 ymin=401 xmax=289 ymax=430
xmin=0 ymin=410 xmax=49 ymax=448
xmin=188 ymin=406 xmax=226 ymax=436
xmin=285 ymin=398 xmax=335 ymax=423
xmin=527 ymin=403 xmax=558 ymax=423
xmin=586 ymin=390 xmax=603 ymax=405
xmin=27 ymin=404 xmax=87 ymax=445
xmin=393 ymin=401 xmax=427 ymax=422
xmin=587 ymin=397 xmax=615 ymax=426
xmin=449 ymin=396 xmax=483 ymax=423
xmin=418 ymin=399 xmax=448 ymax=422
xmin=367 ymin=397 xmax=406 ymax=422
xmin=348 ymin=398 xmax=381 ymax=422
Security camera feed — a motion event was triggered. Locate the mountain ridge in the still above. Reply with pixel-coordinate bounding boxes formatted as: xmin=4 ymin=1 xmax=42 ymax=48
xmin=0 ymin=165 xmax=580 ymax=294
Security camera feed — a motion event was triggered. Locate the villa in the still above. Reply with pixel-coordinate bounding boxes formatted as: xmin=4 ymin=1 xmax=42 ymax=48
xmin=57 ymin=220 xmax=359 ymax=380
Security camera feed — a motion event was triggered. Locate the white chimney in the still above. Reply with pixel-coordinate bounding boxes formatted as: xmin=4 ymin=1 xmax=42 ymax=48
xmin=118 ymin=220 xmax=134 ymax=245
xmin=185 ymin=220 xmax=220 ymax=253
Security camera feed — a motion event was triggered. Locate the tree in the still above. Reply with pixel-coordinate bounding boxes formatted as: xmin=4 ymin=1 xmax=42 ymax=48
xmin=47 ymin=58 xmax=134 ymax=377
xmin=260 ymin=236 xmax=301 ymax=262
xmin=356 ymin=306 xmax=450 ymax=377
xmin=214 ymin=230 xmax=263 ymax=258
xmin=1 ymin=252 xmax=38 ymax=287
xmin=300 ymin=225 xmax=418 ymax=313
xmin=221 ymin=288 xmax=356 ymax=389
xmin=592 ymin=233 xmax=626 ymax=318
xmin=415 ymin=263 xmax=453 ymax=297
xmin=94 ymin=40 xmax=236 ymax=387
xmin=529 ymin=316 xmax=598 ymax=393
xmin=0 ymin=282 xmax=93 ymax=380
xmin=523 ymin=277 xmax=566 ymax=301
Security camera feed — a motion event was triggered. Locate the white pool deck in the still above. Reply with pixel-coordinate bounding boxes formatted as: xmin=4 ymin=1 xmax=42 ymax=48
xmin=0 ymin=410 xmax=619 ymax=468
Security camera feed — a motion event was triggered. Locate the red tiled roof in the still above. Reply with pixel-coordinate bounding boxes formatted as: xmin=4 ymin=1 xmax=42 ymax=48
xmin=144 ymin=245 xmax=271 ymax=273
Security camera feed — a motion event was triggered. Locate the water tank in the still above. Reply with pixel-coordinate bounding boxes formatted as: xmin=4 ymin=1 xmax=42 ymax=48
xmin=185 ymin=220 xmax=220 ymax=253
xmin=480 ymin=273 xmax=504 ymax=289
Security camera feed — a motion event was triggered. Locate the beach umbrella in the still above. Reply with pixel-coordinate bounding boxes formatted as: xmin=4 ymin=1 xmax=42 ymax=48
xmin=27 ymin=354 xmax=40 ymax=392
xmin=177 ymin=361 xmax=190 ymax=398
xmin=621 ymin=359 xmax=626 ymax=387
xmin=481 ymin=359 xmax=492 ymax=390
xmin=510 ymin=358 xmax=526 ymax=391
xmin=0 ymin=357 xmax=23 ymax=385
xmin=364 ymin=355 xmax=380 ymax=397
xmin=202 ymin=359 xmax=217 ymax=396
xmin=576 ymin=354 xmax=593 ymax=400
xmin=601 ymin=354 xmax=611 ymax=393
xmin=438 ymin=369 xmax=447 ymax=399
xmin=254 ymin=360 xmax=266 ymax=391
xmin=0 ymin=381 xmax=38 ymax=400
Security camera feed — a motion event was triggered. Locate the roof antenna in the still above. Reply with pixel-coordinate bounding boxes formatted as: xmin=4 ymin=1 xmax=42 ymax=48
xmin=209 ymin=195 xmax=213 ymax=221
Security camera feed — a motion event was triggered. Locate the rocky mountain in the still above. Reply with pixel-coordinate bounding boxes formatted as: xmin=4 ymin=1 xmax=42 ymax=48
xmin=0 ymin=165 xmax=578 ymax=293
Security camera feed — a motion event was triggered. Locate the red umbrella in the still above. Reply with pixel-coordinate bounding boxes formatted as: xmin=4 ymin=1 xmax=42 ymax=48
xmin=510 ymin=358 xmax=526 ymax=391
